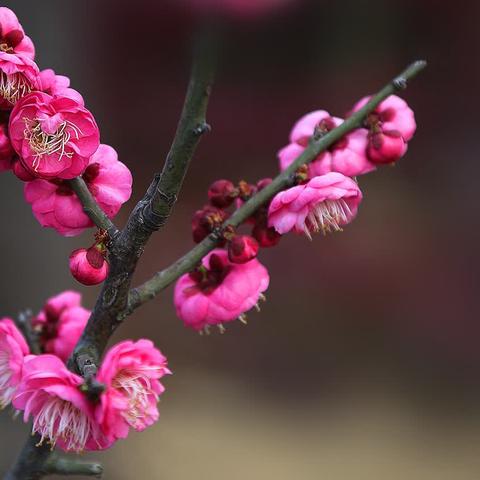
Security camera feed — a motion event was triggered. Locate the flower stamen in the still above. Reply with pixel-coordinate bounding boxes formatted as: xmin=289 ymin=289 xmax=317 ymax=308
xmin=0 ymin=71 xmax=31 ymax=104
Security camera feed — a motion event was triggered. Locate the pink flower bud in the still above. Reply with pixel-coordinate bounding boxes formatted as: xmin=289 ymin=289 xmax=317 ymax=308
xmin=228 ymin=235 xmax=259 ymax=264
xmin=208 ymin=179 xmax=237 ymax=208
xmin=252 ymin=223 xmax=281 ymax=247
xmin=367 ymin=130 xmax=407 ymax=164
xmin=69 ymin=246 xmax=109 ymax=286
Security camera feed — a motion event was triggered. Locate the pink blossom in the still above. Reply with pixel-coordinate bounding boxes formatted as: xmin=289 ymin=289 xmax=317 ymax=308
xmin=13 ymin=354 xmax=112 ymax=452
xmin=32 ymin=290 xmax=89 ymax=362
xmin=268 ymin=172 xmax=362 ymax=238
xmin=351 ymin=95 xmax=416 ymax=164
xmin=37 ymin=69 xmax=84 ymax=105
xmin=24 ymin=144 xmax=132 ymax=236
xmin=228 ymin=235 xmax=259 ymax=264
xmin=0 ymin=8 xmax=37 ymax=106
xmin=0 ymin=123 xmax=14 ymax=171
xmin=69 ymin=246 xmax=109 ymax=286
xmin=279 ymin=110 xmax=374 ymax=178
xmin=208 ymin=179 xmax=237 ymax=208
xmin=174 ymin=249 xmax=269 ymax=332
xmin=9 ymin=91 xmax=100 ymax=179
xmin=0 ymin=318 xmax=29 ymax=408
xmin=96 ymin=339 xmax=170 ymax=441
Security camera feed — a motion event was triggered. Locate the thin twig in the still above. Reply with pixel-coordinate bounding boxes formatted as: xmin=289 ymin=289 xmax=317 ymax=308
xmin=127 ymin=60 xmax=427 ymax=312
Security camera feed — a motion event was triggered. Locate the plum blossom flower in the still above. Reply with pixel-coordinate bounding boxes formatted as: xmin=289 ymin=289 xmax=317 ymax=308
xmin=0 ymin=7 xmax=37 ymax=106
xmin=268 ymin=172 xmax=362 ymax=238
xmin=279 ymin=110 xmax=374 ymax=178
xmin=69 ymin=246 xmax=109 ymax=286
xmin=228 ymin=235 xmax=259 ymax=264
xmin=37 ymin=68 xmax=84 ymax=105
xmin=13 ymin=354 xmax=111 ymax=452
xmin=0 ymin=123 xmax=14 ymax=171
xmin=9 ymin=91 xmax=100 ymax=179
xmin=0 ymin=318 xmax=29 ymax=408
xmin=24 ymin=144 xmax=132 ymax=236
xmin=32 ymin=290 xmax=89 ymax=362
xmin=174 ymin=249 xmax=269 ymax=332
xmin=96 ymin=340 xmax=170 ymax=442
xmin=351 ymin=94 xmax=416 ymax=164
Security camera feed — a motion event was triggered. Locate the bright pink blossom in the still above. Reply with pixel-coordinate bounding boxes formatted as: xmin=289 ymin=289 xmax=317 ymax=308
xmin=24 ymin=144 xmax=132 ymax=236
xmin=13 ymin=354 xmax=112 ymax=452
xmin=32 ymin=290 xmax=89 ymax=362
xmin=279 ymin=110 xmax=374 ymax=178
xmin=0 ymin=123 xmax=14 ymax=171
xmin=0 ymin=8 xmax=37 ymax=106
xmin=9 ymin=91 xmax=100 ymax=179
xmin=351 ymin=95 xmax=416 ymax=164
xmin=268 ymin=172 xmax=362 ymax=238
xmin=96 ymin=339 xmax=170 ymax=442
xmin=174 ymin=249 xmax=269 ymax=332
xmin=37 ymin=68 xmax=84 ymax=105
xmin=69 ymin=247 xmax=109 ymax=286
xmin=0 ymin=318 xmax=29 ymax=408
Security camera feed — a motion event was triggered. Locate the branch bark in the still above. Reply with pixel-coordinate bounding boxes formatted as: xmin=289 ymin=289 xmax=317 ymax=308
xmin=127 ymin=60 xmax=427 ymax=312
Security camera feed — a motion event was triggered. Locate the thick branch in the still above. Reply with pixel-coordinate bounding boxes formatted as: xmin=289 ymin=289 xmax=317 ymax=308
xmin=127 ymin=60 xmax=427 ymax=311
xmin=67 ymin=177 xmax=118 ymax=238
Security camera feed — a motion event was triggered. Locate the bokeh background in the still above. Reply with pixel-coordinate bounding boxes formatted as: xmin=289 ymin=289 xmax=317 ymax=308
xmin=1 ymin=1 xmax=480 ymax=478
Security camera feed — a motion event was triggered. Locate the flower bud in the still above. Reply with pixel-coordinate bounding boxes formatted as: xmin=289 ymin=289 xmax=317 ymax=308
xmin=208 ymin=179 xmax=237 ymax=208
xmin=228 ymin=235 xmax=259 ymax=264
xmin=69 ymin=246 xmax=109 ymax=285
xmin=367 ymin=130 xmax=407 ymax=164
xmin=252 ymin=223 xmax=281 ymax=248
xmin=192 ymin=205 xmax=228 ymax=243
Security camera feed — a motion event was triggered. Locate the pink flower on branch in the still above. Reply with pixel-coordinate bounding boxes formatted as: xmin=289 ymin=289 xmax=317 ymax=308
xmin=13 ymin=355 xmax=112 ymax=452
xmin=96 ymin=339 xmax=170 ymax=442
xmin=69 ymin=246 xmax=109 ymax=286
xmin=268 ymin=172 xmax=362 ymax=238
xmin=24 ymin=144 xmax=132 ymax=236
xmin=32 ymin=290 xmax=89 ymax=362
xmin=0 ymin=318 xmax=29 ymax=408
xmin=174 ymin=249 xmax=269 ymax=332
xmin=37 ymin=68 xmax=84 ymax=105
xmin=9 ymin=91 xmax=100 ymax=179
xmin=279 ymin=110 xmax=374 ymax=178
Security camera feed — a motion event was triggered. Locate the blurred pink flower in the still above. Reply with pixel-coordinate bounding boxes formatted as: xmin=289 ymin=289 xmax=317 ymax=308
xmin=69 ymin=246 xmax=109 ymax=286
xmin=174 ymin=249 xmax=269 ymax=332
xmin=9 ymin=91 xmax=99 ymax=179
xmin=279 ymin=110 xmax=374 ymax=178
xmin=13 ymin=354 xmax=112 ymax=452
xmin=37 ymin=68 xmax=84 ymax=105
xmin=32 ymin=290 xmax=89 ymax=362
xmin=268 ymin=172 xmax=362 ymax=238
xmin=351 ymin=94 xmax=416 ymax=164
xmin=0 ymin=318 xmax=29 ymax=408
xmin=24 ymin=144 xmax=132 ymax=236
xmin=0 ymin=123 xmax=14 ymax=171
xmin=96 ymin=339 xmax=170 ymax=442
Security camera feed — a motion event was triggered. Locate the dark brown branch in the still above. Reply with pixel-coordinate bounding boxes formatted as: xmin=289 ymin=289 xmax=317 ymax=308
xmin=127 ymin=60 xmax=428 ymax=312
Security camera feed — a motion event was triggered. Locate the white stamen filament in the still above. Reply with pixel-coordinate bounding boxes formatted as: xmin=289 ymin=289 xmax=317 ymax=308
xmin=305 ymin=199 xmax=350 ymax=237
xmin=0 ymin=350 xmax=15 ymax=409
xmin=23 ymin=118 xmax=82 ymax=171
xmin=0 ymin=72 xmax=32 ymax=104
xmin=113 ymin=368 xmax=161 ymax=429
xmin=32 ymin=395 xmax=93 ymax=452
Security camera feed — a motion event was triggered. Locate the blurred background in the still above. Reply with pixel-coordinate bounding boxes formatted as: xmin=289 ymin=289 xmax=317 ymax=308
xmin=1 ymin=0 xmax=480 ymax=478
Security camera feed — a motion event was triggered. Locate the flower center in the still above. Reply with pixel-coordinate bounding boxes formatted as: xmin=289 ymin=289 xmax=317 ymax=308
xmin=305 ymin=199 xmax=351 ymax=238
xmin=32 ymin=395 xmax=94 ymax=452
xmin=23 ymin=118 xmax=82 ymax=170
xmin=187 ymin=254 xmax=232 ymax=295
xmin=0 ymin=350 xmax=15 ymax=409
xmin=113 ymin=369 xmax=160 ymax=429
xmin=0 ymin=72 xmax=32 ymax=104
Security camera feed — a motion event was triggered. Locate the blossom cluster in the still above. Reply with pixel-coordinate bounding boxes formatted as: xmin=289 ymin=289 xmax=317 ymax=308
xmin=0 ymin=7 xmax=132 ymax=285
xmin=0 ymin=291 xmax=170 ymax=452
xmin=174 ymin=94 xmax=416 ymax=333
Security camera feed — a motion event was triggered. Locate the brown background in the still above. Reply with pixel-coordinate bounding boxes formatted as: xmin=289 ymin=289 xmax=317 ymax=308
xmin=1 ymin=1 xmax=480 ymax=479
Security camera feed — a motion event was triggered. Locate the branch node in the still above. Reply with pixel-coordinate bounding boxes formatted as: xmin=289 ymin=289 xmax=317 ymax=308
xmin=393 ymin=76 xmax=407 ymax=90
